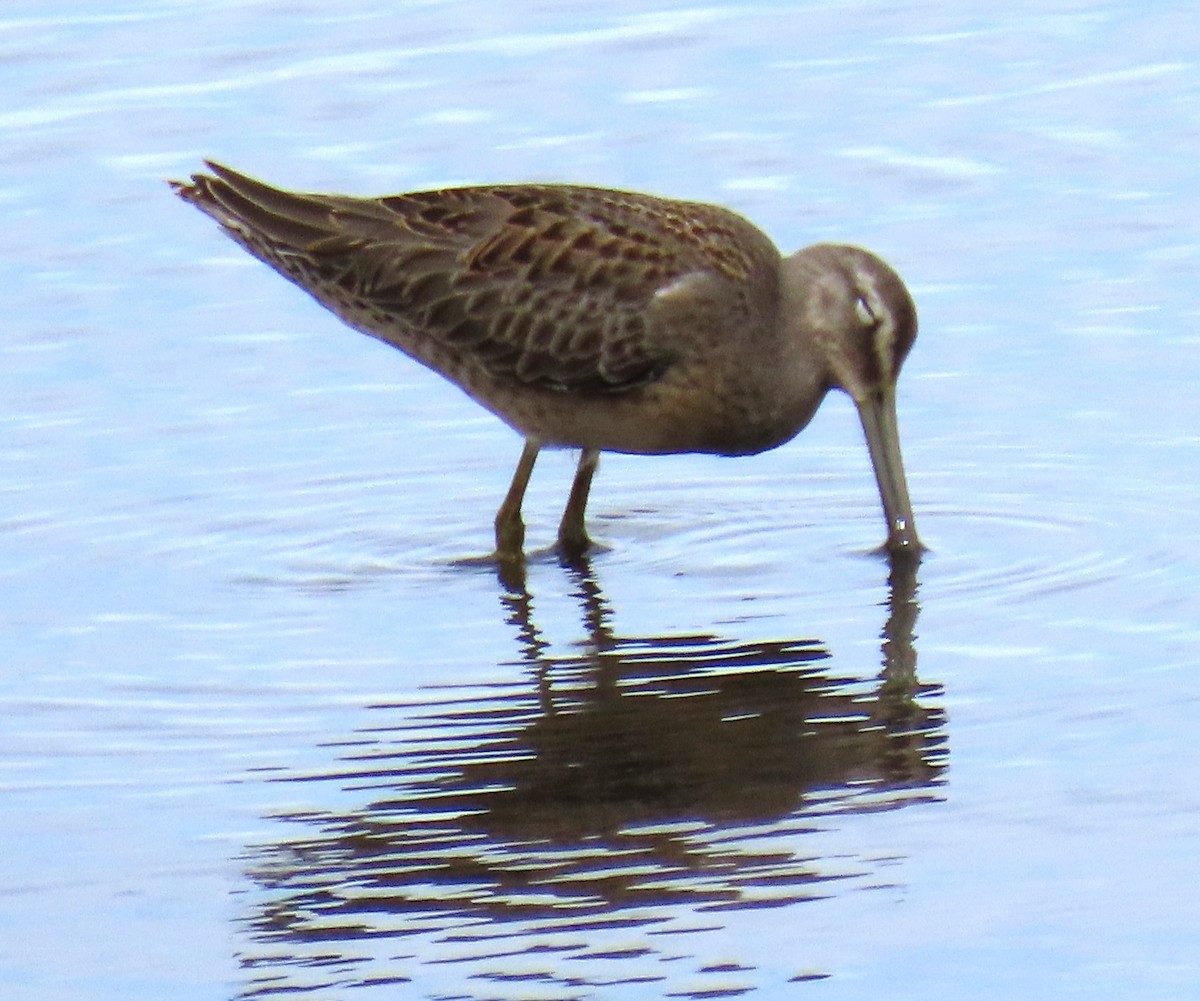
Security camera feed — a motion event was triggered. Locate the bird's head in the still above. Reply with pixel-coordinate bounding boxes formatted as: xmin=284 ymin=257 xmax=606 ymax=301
xmin=781 ymin=244 xmax=922 ymax=556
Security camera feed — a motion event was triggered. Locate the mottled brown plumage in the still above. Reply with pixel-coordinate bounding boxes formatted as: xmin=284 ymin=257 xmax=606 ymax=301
xmin=172 ymin=161 xmax=921 ymax=560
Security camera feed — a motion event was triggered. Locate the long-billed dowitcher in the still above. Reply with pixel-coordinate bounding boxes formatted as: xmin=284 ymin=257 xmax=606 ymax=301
xmin=172 ymin=162 xmax=921 ymax=559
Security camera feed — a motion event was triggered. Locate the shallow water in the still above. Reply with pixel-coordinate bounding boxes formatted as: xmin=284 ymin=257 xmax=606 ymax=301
xmin=3 ymin=1 xmax=1200 ymax=999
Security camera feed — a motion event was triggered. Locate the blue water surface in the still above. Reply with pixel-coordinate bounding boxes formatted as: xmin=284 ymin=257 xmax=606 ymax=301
xmin=2 ymin=2 xmax=1199 ymax=999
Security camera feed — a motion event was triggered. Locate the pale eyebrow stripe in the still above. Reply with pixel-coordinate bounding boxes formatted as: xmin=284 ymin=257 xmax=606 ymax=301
xmin=861 ymin=273 xmax=898 ymax=380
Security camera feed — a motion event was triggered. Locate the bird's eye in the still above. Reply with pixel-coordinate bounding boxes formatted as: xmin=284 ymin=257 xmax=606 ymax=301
xmin=854 ymin=296 xmax=877 ymax=328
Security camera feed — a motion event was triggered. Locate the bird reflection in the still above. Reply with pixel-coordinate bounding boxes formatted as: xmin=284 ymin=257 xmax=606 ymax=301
xmin=488 ymin=557 xmax=940 ymax=837
xmin=237 ymin=556 xmax=945 ymax=998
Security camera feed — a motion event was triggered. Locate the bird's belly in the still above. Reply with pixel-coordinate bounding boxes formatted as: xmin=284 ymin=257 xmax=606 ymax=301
xmin=476 ymin=375 xmax=822 ymax=458
xmin=363 ymin=324 xmax=826 ymax=458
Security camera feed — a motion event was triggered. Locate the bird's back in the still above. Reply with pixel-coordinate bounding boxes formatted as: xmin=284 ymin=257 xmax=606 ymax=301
xmin=173 ymin=164 xmax=782 ymax=398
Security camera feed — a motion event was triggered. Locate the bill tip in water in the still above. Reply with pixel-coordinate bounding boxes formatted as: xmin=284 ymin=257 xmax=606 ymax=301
xmin=886 ymin=519 xmax=926 ymax=558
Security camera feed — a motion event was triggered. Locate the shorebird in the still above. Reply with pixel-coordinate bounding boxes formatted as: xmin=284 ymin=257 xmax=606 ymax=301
xmin=172 ymin=162 xmax=921 ymax=561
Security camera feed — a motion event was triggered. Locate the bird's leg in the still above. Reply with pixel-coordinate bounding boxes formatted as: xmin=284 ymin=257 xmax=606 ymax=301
xmin=557 ymin=449 xmax=599 ymax=557
xmin=495 ymin=439 xmax=540 ymax=560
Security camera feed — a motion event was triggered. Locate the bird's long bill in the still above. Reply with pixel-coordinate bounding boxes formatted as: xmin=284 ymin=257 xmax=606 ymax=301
xmin=855 ymin=387 xmax=922 ymax=556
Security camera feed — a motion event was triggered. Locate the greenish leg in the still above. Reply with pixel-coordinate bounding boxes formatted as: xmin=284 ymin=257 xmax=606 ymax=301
xmin=494 ymin=438 xmax=540 ymax=560
xmin=557 ymin=448 xmax=599 ymax=557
